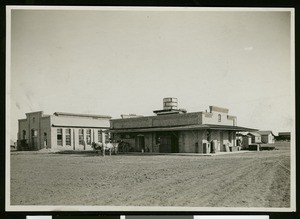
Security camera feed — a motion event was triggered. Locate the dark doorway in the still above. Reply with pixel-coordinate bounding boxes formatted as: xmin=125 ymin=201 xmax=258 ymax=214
xmin=31 ymin=129 xmax=38 ymax=150
xmin=137 ymin=135 xmax=145 ymax=152
xmin=43 ymin=132 xmax=47 ymax=148
xmin=158 ymin=132 xmax=179 ymax=153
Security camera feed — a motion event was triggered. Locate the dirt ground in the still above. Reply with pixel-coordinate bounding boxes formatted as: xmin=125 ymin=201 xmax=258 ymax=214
xmin=10 ymin=142 xmax=291 ymax=207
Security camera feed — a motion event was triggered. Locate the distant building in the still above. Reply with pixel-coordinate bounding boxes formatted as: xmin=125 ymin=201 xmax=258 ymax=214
xmin=17 ymin=111 xmax=111 ymax=151
xmin=277 ymin=132 xmax=291 ymax=141
xmin=256 ymin=130 xmax=275 ymax=144
xmin=240 ymin=134 xmax=252 ymax=148
xmin=110 ymin=98 xmax=257 ymax=154
xmin=10 ymin=139 xmax=16 ymax=151
xmin=247 ymin=132 xmax=262 ymax=144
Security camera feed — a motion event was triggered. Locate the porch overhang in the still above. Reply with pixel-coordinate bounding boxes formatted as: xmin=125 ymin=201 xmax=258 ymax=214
xmin=109 ymin=124 xmax=258 ymax=133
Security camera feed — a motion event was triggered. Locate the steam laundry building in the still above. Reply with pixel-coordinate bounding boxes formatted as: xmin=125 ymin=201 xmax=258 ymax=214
xmin=110 ymin=98 xmax=257 ymax=154
xmin=17 ymin=111 xmax=111 ymax=151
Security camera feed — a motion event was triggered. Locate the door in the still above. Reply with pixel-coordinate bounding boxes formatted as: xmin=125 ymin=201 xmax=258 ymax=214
xmin=159 ymin=135 xmax=172 ymax=153
xmin=220 ymin=131 xmax=224 ymax=151
xmin=43 ymin=132 xmax=47 ymax=148
xmin=31 ymin=129 xmax=38 ymax=150
xmin=137 ymin=135 xmax=145 ymax=152
xmin=158 ymin=132 xmax=179 ymax=153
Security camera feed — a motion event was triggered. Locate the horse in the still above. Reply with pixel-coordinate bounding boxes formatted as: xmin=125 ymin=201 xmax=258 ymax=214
xmin=91 ymin=142 xmax=119 ymax=156
xmin=106 ymin=142 xmax=119 ymax=155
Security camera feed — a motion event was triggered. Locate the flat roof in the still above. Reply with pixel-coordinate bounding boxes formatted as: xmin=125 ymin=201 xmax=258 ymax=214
xmin=54 ymin=112 xmax=111 ymax=119
xmin=52 ymin=124 xmax=109 ymax=129
xmin=110 ymin=124 xmax=257 ymax=133
xmin=111 ymin=111 xmax=202 ymax=121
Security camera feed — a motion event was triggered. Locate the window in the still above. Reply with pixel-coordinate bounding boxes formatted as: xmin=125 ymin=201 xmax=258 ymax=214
xmin=98 ymin=130 xmax=102 ymax=143
xmin=66 ymin=129 xmax=71 ymax=146
xmin=218 ymin=114 xmax=221 ymax=122
xmin=86 ymin=129 xmax=91 ymax=145
xmin=32 ymin=117 xmax=35 ymax=123
xmin=79 ymin=129 xmax=84 ymax=145
xmin=57 ymin=129 xmax=62 ymax=146
xmin=31 ymin=129 xmax=37 ymax=137
xmin=22 ymin=130 xmax=26 ymax=140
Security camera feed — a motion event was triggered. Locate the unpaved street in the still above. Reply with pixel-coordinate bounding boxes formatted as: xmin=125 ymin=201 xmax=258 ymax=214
xmin=10 ymin=142 xmax=290 ymax=207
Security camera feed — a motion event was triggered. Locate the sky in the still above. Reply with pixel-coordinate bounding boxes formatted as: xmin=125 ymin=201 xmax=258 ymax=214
xmin=8 ymin=7 xmax=293 ymax=141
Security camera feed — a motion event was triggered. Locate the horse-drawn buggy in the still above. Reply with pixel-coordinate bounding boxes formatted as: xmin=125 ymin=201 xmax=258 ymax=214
xmin=91 ymin=140 xmax=130 ymax=156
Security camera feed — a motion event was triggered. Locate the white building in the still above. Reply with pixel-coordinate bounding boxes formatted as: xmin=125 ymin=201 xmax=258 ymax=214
xmin=256 ymin=131 xmax=275 ymax=144
xmin=17 ymin=111 xmax=111 ymax=151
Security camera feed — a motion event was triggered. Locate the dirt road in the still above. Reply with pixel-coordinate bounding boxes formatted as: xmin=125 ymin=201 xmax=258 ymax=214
xmin=10 ymin=143 xmax=290 ymax=207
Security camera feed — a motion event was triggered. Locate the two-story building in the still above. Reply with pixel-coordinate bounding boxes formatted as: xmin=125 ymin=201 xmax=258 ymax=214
xmin=17 ymin=111 xmax=111 ymax=151
xmin=110 ymin=98 xmax=257 ymax=154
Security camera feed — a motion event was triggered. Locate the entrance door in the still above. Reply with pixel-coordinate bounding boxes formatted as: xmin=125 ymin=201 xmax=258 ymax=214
xmin=158 ymin=132 xmax=179 ymax=153
xmin=43 ymin=132 xmax=47 ymax=148
xmin=159 ymin=135 xmax=171 ymax=153
xmin=137 ymin=135 xmax=145 ymax=152
xmin=31 ymin=129 xmax=38 ymax=150
xmin=220 ymin=131 xmax=224 ymax=151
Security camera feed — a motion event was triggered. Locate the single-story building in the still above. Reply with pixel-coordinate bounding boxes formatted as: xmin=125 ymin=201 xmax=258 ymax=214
xmin=277 ymin=132 xmax=291 ymax=141
xmin=110 ymin=98 xmax=257 ymax=154
xmin=240 ymin=133 xmax=252 ymax=148
xmin=10 ymin=139 xmax=16 ymax=151
xmin=247 ymin=132 xmax=262 ymax=144
xmin=17 ymin=111 xmax=111 ymax=151
xmin=256 ymin=130 xmax=275 ymax=144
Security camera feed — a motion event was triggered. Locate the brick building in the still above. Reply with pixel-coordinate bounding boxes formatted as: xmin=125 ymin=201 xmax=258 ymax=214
xmin=110 ymin=98 xmax=257 ymax=154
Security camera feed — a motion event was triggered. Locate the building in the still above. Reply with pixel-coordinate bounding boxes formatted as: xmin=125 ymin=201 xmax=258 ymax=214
xmin=110 ymin=98 xmax=257 ymax=154
xmin=256 ymin=130 xmax=275 ymax=144
xmin=10 ymin=139 xmax=16 ymax=151
xmin=17 ymin=111 xmax=111 ymax=151
xmin=276 ymin=132 xmax=291 ymax=141
xmin=247 ymin=132 xmax=262 ymax=144
xmin=239 ymin=133 xmax=252 ymax=148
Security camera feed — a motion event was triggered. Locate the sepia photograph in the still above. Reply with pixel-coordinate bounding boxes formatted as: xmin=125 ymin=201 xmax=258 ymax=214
xmin=6 ymin=6 xmax=295 ymax=212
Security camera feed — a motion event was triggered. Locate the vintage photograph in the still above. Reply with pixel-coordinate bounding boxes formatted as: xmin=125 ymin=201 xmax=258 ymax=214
xmin=6 ymin=6 xmax=295 ymax=211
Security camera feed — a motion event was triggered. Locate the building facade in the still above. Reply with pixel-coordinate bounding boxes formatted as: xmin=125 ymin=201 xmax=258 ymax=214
xmin=247 ymin=132 xmax=262 ymax=144
xmin=277 ymin=132 xmax=291 ymax=141
xmin=17 ymin=111 xmax=111 ymax=151
xmin=256 ymin=131 xmax=275 ymax=144
xmin=110 ymin=98 xmax=256 ymax=154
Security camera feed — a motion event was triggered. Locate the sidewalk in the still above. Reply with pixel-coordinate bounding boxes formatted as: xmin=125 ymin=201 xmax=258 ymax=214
xmin=119 ymin=150 xmax=252 ymax=157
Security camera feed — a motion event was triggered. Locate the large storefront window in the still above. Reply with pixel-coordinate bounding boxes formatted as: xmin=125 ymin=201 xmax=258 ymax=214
xmin=57 ymin=128 xmax=62 ymax=146
xmin=66 ymin=129 xmax=71 ymax=146
xmin=79 ymin=129 xmax=84 ymax=145
xmin=86 ymin=129 xmax=91 ymax=145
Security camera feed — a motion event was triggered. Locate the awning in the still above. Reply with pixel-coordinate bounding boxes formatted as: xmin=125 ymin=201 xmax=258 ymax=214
xmin=109 ymin=124 xmax=258 ymax=133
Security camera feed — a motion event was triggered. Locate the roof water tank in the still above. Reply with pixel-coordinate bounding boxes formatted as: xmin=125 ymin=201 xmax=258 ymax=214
xmin=163 ymin=97 xmax=178 ymax=110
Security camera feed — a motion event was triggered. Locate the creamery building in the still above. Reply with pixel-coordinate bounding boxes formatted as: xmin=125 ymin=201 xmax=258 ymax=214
xmin=17 ymin=111 xmax=111 ymax=151
xmin=110 ymin=98 xmax=257 ymax=154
